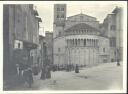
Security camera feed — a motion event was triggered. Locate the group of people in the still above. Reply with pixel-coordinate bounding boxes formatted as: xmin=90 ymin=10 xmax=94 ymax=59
xmin=52 ymin=64 xmax=80 ymax=73
xmin=16 ymin=64 xmax=33 ymax=88
xmin=16 ymin=61 xmax=122 ymax=88
xmin=16 ymin=63 xmax=52 ymax=88
xmin=52 ymin=64 xmax=79 ymax=72
xmin=40 ymin=65 xmax=51 ymax=80
xmin=23 ymin=67 xmax=33 ymax=88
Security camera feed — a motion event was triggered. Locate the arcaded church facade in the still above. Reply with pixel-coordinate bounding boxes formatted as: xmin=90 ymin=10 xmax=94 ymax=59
xmin=53 ymin=4 xmax=110 ymax=67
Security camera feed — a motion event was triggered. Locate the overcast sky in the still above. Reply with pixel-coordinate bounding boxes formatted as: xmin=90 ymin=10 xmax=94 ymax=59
xmin=35 ymin=1 xmax=125 ymax=36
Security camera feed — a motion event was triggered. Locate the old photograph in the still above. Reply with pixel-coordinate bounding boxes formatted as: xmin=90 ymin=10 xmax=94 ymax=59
xmin=2 ymin=1 xmax=127 ymax=92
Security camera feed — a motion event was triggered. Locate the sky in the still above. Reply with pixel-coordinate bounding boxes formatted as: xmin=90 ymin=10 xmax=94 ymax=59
xmin=35 ymin=1 xmax=125 ymax=36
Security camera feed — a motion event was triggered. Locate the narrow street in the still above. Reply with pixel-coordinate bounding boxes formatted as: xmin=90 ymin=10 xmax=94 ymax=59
xmin=13 ymin=63 xmax=123 ymax=90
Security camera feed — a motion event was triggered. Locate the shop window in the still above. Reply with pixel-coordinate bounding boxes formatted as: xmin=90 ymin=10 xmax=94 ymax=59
xmin=110 ymin=37 xmax=116 ymax=47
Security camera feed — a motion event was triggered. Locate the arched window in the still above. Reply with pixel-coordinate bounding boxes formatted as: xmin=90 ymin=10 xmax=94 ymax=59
xmin=78 ymin=39 xmax=80 ymax=46
xmin=75 ymin=39 xmax=77 ymax=46
xmin=84 ymin=39 xmax=86 ymax=46
xmin=73 ymin=39 xmax=74 ymax=46
xmin=94 ymin=39 xmax=95 ymax=47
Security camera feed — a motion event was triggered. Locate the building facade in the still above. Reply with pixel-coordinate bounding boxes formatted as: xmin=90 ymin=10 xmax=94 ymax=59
xmin=53 ymin=4 xmax=110 ymax=67
xmin=112 ymin=7 xmax=123 ymax=62
xmin=45 ymin=31 xmax=53 ymax=65
xmin=3 ymin=4 xmax=42 ymax=78
xmin=101 ymin=7 xmax=123 ymax=62
xmin=39 ymin=35 xmax=46 ymax=68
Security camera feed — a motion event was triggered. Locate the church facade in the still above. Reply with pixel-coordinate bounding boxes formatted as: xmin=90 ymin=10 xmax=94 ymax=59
xmin=53 ymin=4 xmax=110 ymax=67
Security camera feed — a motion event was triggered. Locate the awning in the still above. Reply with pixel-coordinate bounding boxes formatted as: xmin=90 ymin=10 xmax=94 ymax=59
xmin=36 ymin=17 xmax=42 ymax=22
xmin=23 ymin=41 xmax=38 ymax=50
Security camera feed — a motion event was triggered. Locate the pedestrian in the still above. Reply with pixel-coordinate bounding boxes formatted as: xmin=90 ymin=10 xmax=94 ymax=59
xmin=52 ymin=65 xmax=56 ymax=72
xmin=40 ymin=66 xmax=46 ymax=80
xmin=117 ymin=59 xmax=120 ymax=66
xmin=16 ymin=64 xmax=20 ymax=76
xmin=46 ymin=65 xmax=51 ymax=79
xmin=66 ymin=64 xmax=69 ymax=71
xmin=33 ymin=65 xmax=38 ymax=75
xmin=26 ymin=67 xmax=33 ymax=88
xmin=75 ymin=64 xmax=79 ymax=73
xmin=23 ymin=68 xmax=28 ymax=84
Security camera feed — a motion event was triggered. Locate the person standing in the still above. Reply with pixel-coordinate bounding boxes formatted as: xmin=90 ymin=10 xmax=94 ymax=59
xmin=75 ymin=64 xmax=79 ymax=73
xmin=40 ymin=66 xmax=46 ymax=80
xmin=27 ymin=67 xmax=33 ymax=88
xmin=16 ymin=64 xmax=20 ymax=76
xmin=116 ymin=49 xmax=120 ymax=66
xmin=46 ymin=65 xmax=51 ymax=79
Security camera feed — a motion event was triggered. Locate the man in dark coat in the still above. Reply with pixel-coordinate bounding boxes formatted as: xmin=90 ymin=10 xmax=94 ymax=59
xmin=75 ymin=64 xmax=79 ymax=73
xmin=117 ymin=59 xmax=120 ymax=66
xmin=46 ymin=65 xmax=51 ymax=79
xmin=26 ymin=67 xmax=33 ymax=88
xmin=40 ymin=66 xmax=46 ymax=80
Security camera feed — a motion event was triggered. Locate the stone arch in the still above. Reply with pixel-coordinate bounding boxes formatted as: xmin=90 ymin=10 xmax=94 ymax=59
xmin=78 ymin=39 xmax=80 ymax=46
xmin=84 ymin=39 xmax=86 ymax=46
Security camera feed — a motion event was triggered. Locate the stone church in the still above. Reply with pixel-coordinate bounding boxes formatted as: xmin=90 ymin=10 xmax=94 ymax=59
xmin=53 ymin=4 xmax=110 ymax=67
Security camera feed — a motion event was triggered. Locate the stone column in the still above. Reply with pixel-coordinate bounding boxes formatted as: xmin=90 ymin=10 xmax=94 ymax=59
xmin=94 ymin=39 xmax=96 ymax=47
xmin=69 ymin=39 xmax=70 ymax=47
xmin=67 ymin=39 xmax=69 ymax=47
xmin=71 ymin=39 xmax=73 ymax=46
xmin=87 ymin=39 xmax=88 ymax=46
xmin=90 ymin=39 xmax=92 ymax=47
xmin=70 ymin=39 xmax=72 ymax=46
xmin=89 ymin=39 xmax=91 ymax=46
xmin=78 ymin=39 xmax=80 ymax=46
xmin=84 ymin=39 xmax=86 ymax=46
xmin=93 ymin=39 xmax=94 ymax=47
xmin=85 ymin=39 xmax=87 ymax=46
xmin=91 ymin=39 xmax=93 ymax=46
xmin=73 ymin=39 xmax=74 ymax=46
xmin=96 ymin=39 xmax=98 ymax=47
xmin=75 ymin=39 xmax=76 ymax=46
xmin=81 ymin=39 xmax=84 ymax=46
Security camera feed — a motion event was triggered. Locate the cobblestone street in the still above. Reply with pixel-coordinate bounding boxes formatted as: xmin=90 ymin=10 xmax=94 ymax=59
xmin=11 ymin=63 xmax=123 ymax=90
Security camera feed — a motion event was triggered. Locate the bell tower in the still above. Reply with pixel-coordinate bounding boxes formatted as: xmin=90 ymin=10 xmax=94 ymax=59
xmin=53 ymin=4 xmax=66 ymax=38
xmin=54 ymin=4 xmax=66 ymax=26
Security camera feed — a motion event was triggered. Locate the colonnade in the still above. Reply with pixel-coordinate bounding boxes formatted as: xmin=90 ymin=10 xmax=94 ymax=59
xmin=67 ymin=38 xmax=98 ymax=47
xmin=66 ymin=29 xmax=98 ymax=35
